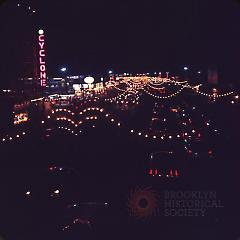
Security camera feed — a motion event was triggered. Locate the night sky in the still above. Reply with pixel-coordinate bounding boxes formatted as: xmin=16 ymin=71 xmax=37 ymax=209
xmin=0 ymin=0 xmax=240 ymax=86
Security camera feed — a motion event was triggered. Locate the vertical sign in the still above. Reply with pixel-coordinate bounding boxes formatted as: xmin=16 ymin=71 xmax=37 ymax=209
xmin=38 ymin=29 xmax=47 ymax=87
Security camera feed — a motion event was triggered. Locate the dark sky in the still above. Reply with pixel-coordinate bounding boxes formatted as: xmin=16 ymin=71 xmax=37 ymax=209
xmin=0 ymin=0 xmax=240 ymax=86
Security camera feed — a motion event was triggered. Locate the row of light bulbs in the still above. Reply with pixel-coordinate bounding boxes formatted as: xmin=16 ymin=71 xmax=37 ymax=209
xmin=142 ymin=87 xmax=185 ymax=99
xmin=1 ymin=131 xmax=26 ymax=143
xmin=110 ymin=77 xmax=236 ymax=101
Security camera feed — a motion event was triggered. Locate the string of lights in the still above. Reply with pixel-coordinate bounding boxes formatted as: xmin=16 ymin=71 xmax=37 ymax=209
xmin=1 ymin=131 xmax=27 ymax=143
xmin=142 ymin=86 xmax=185 ymax=99
xmin=196 ymin=90 xmax=234 ymax=98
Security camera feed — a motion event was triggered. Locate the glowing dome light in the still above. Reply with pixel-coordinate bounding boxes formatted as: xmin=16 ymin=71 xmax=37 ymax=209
xmin=38 ymin=29 xmax=44 ymax=35
xmin=84 ymin=76 xmax=95 ymax=84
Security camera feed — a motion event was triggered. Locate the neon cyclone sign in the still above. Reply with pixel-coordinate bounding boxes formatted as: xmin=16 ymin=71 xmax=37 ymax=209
xmin=38 ymin=29 xmax=47 ymax=87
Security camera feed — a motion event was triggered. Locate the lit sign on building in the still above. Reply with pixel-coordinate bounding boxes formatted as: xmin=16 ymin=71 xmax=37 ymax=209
xmin=84 ymin=76 xmax=95 ymax=84
xmin=38 ymin=29 xmax=47 ymax=87
xmin=14 ymin=112 xmax=29 ymax=125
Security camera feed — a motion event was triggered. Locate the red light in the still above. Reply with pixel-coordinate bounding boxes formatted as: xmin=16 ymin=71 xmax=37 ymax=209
xmin=155 ymin=169 xmax=158 ymax=175
xmin=175 ymin=169 xmax=179 ymax=177
xmin=208 ymin=150 xmax=213 ymax=155
xmin=39 ymin=57 xmax=45 ymax=64
xmin=41 ymin=64 xmax=46 ymax=72
xmin=149 ymin=169 xmax=153 ymax=175
xmin=39 ymin=35 xmax=44 ymax=42
xmin=170 ymin=169 xmax=173 ymax=177
xmin=188 ymin=150 xmax=193 ymax=154
xmin=40 ymin=72 xmax=46 ymax=79
xmin=39 ymin=49 xmax=45 ymax=57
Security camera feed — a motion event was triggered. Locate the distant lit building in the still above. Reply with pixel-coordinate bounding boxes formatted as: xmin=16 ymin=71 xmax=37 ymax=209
xmin=20 ymin=74 xmax=106 ymax=95
xmin=208 ymin=66 xmax=218 ymax=85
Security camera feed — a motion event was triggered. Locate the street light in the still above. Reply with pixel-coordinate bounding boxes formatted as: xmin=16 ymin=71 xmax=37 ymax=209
xmin=184 ymin=67 xmax=188 ymax=71
xmin=108 ymin=70 xmax=113 ymax=74
xmin=61 ymin=67 xmax=67 ymax=72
